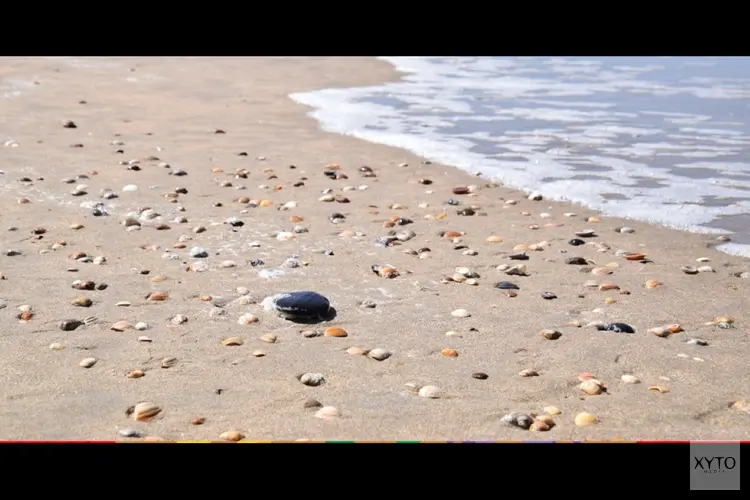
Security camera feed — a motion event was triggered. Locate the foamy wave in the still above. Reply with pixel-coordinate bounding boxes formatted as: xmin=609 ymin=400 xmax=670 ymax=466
xmin=290 ymin=56 xmax=750 ymax=257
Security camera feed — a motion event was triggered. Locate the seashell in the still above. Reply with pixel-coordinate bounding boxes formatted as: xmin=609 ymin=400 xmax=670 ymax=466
xmin=443 ymin=231 xmax=463 ymax=238
xmin=540 ymin=329 xmax=562 ymax=340
xmin=580 ymin=379 xmax=604 ymax=395
xmin=667 ymin=324 xmax=683 ymax=333
xmin=502 ymin=412 xmax=533 ymax=430
xmin=251 ymin=350 xmax=265 ymax=357
xmin=347 ymin=346 xmax=367 ymax=356
xmin=441 ymin=348 xmax=459 ymax=357
xmin=315 ymin=406 xmax=341 ymax=419
xmin=505 ymin=265 xmax=527 ymax=276
xmin=132 ymin=402 xmax=162 ymax=421
xmin=110 ymin=320 xmax=133 ymax=332
xmin=79 ymin=357 xmax=97 ymax=368
xmin=604 ymin=297 xmax=617 ymax=304
xmin=696 ymin=257 xmax=710 ymax=263
xmin=148 ymin=291 xmax=168 ymax=301
xmin=222 ymin=337 xmax=244 ymax=346
xmin=648 ymin=327 xmax=671 ymax=338
xmin=367 ymin=348 xmax=391 ymax=361
xmin=260 ymin=333 xmax=277 ymax=343
xmin=598 ymin=282 xmax=620 ymax=291
xmin=697 ymin=266 xmax=714 ymax=273
xmin=621 ymin=374 xmax=640 ymax=384
xmin=541 ymin=291 xmax=557 ymax=300
xmin=591 ymin=267 xmax=612 ymax=276
xmin=682 ymin=266 xmax=699 ymax=275
xmin=574 ymin=412 xmax=598 ymax=427
xmin=486 ymin=235 xmax=503 ymax=243
xmin=299 ymin=373 xmax=326 ymax=386
xmin=238 ymin=313 xmax=259 ymax=325
xmin=160 ymin=357 xmax=177 ymax=368
xmin=451 ymin=309 xmax=471 ymax=318
xmin=219 ymin=431 xmax=245 ymax=442
xmin=71 ymin=297 xmax=92 ymax=307
xmin=127 ymin=369 xmax=145 ymax=379
xmin=171 ymin=314 xmax=188 ymax=325
xmin=648 ymin=385 xmax=669 ymax=393
xmin=472 ymin=372 xmax=488 ymax=380
xmin=289 ymin=215 xmax=304 ymax=222
xmin=535 ymin=414 xmax=556 ymax=426
xmin=452 ymin=186 xmax=470 ymax=195
xmin=575 ymin=229 xmax=596 ymax=237
xmin=276 ymin=231 xmax=296 ymax=241
xmin=544 ymin=406 xmax=561 ymax=415
xmin=418 ymin=385 xmax=442 ymax=399
xmin=73 ymin=280 xmax=96 ymax=290
xmin=495 ymin=281 xmax=520 ymax=290
xmin=530 ymin=419 xmax=550 ymax=432
xmin=715 ymin=316 xmax=734 ymax=324
xmin=583 ymin=280 xmax=599 ymax=288
xmin=519 ymin=369 xmax=538 ymax=377
xmin=324 ymin=327 xmax=347 ymax=338
xmin=624 ymin=252 xmax=646 ymax=261
xmin=730 ymin=400 xmax=749 ymax=413
xmin=645 ymin=279 xmax=661 ymax=289
xmin=371 ymin=265 xmax=399 ymax=278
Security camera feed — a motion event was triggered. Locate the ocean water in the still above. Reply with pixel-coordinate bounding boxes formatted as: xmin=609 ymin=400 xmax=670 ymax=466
xmin=290 ymin=56 xmax=750 ymax=258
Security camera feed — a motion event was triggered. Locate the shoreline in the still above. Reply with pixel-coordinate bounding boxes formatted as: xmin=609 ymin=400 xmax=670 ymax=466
xmin=0 ymin=57 xmax=748 ymax=441
xmin=290 ymin=57 xmax=750 ymax=260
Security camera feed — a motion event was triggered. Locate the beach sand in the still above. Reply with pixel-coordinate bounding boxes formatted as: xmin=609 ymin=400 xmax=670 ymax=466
xmin=0 ymin=56 xmax=748 ymax=441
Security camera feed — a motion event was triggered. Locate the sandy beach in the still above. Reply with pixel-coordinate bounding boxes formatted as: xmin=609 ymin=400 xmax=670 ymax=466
xmin=0 ymin=56 xmax=748 ymax=441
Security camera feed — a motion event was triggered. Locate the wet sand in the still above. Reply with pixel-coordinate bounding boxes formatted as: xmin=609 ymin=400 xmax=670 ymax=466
xmin=0 ymin=56 xmax=748 ymax=441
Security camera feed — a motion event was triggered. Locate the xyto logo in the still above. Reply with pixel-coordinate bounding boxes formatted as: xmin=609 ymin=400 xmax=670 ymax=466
xmin=693 ymin=456 xmax=737 ymax=474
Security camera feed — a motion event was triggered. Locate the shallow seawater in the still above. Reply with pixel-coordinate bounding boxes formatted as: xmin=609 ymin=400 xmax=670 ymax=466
xmin=290 ymin=56 xmax=750 ymax=257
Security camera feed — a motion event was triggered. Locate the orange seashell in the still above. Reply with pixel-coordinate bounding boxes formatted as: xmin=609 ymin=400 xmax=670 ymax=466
xmin=259 ymin=200 xmax=272 ymax=207
xmin=435 ymin=213 xmax=447 ymax=220
xmin=441 ymin=348 xmax=459 ymax=357
xmin=667 ymin=324 xmax=683 ymax=333
xmin=587 ymin=216 xmax=600 ymax=223
xmin=324 ymin=327 xmax=348 ymax=338
xmin=444 ymin=231 xmax=463 ymax=238
xmin=199 ymin=295 xmax=212 ymax=302
xmin=598 ymin=282 xmax=620 ymax=291
xmin=262 ymin=168 xmax=273 ymax=173
xmin=578 ymin=372 xmax=596 ymax=381
xmin=237 ymin=197 xmax=250 ymax=204
xmin=289 ymin=215 xmax=303 ymax=222
xmin=127 ymin=369 xmax=145 ymax=379
xmin=174 ymin=243 xmax=186 ymax=249
xmin=645 ymin=279 xmax=661 ymax=289
xmin=327 ymin=163 xmax=341 ymax=170
xmin=273 ymin=185 xmax=283 ymax=191
xmin=383 ymin=221 xmax=396 ymax=228
xmin=486 ymin=235 xmax=503 ymax=243
xmin=604 ymin=297 xmax=617 ymax=304
xmin=19 ymin=312 xmax=33 ymax=321
xmin=148 ymin=291 xmax=169 ymax=301
xmin=378 ymin=267 xmax=399 ymax=278
xmin=390 ymin=216 xmax=400 ymax=222
xmin=211 ymin=168 xmax=224 ymax=173
xmin=624 ymin=253 xmax=647 ymax=261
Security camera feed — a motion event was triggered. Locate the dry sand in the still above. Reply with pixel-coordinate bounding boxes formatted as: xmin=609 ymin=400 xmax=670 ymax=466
xmin=0 ymin=56 xmax=749 ymax=441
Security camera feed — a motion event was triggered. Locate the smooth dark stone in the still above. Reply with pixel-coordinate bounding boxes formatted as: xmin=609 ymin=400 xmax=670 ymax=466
xmin=472 ymin=372 xmax=489 ymax=380
xmin=541 ymin=292 xmax=557 ymax=300
xmin=597 ymin=322 xmax=635 ymax=334
xmin=495 ymin=281 xmax=520 ymax=290
xmin=457 ymin=208 xmax=475 ymax=216
xmin=568 ymin=239 xmax=585 ymax=246
xmin=274 ymin=291 xmax=331 ymax=320
xmin=566 ymin=257 xmax=588 ymax=265
xmin=509 ymin=253 xmax=529 ymax=260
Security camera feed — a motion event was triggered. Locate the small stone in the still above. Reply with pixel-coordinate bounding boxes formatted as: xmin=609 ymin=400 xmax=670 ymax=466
xmin=451 ymin=308 xmax=471 ymax=318
xmin=304 ymin=398 xmax=323 ymax=409
xmin=503 ymin=412 xmax=533 ymax=430
xmin=543 ymin=406 xmax=561 ymax=415
xmin=191 ymin=418 xmax=206 ymax=425
xmin=260 ymin=333 xmax=277 ymax=343
xmin=79 ymin=357 xmax=97 ymax=368
xmin=189 ymin=247 xmax=209 ymax=258
xmin=418 ymin=385 xmax=442 ymax=399
xmin=441 ymin=348 xmax=459 ymax=357
xmin=118 ymin=429 xmax=142 ymax=438
xmin=574 ymin=412 xmax=598 ymax=427
xmin=219 ymin=431 xmax=245 ymax=442
xmin=251 ymin=350 xmax=265 ymax=357
xmin=238 ymin=313 xmax=259 ymax=325
xmin=299 ymin=372 xmax=326 ymax=386
xmin=519 ymin=369 xmax=539 ymax=377
xmin=541 ymin=292 xmax=557 ymax=300
xmin=472 ymin=372 xmax=489 ymax=380
xmin=621 ymin=374 xmax=640 ymax=384
xmin=315 ymin=406 xmax=341 ymax=419
xmin=49 ymin=343 xmax=65 ymax=350
xmin=367 ymin=348 xmax=391 ymax=361
xmin=127 ymin=369 xmax=145 ymax=379
xmin=135 ymin=322 xmax=149 ymax=331
xmin=540 ymin=329 xmax=562 ymax=340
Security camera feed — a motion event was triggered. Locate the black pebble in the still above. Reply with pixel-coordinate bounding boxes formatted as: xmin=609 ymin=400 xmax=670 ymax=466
xmin=274 ymin=291 xmax=331 ymax=321
xmin=250 ymin=259 xmax=264 ymax=266
xmin=472 ymin=372 xmax=489 ymax=380
xmin=565 ymin=257 xmax=588 ymax=265
xmin=509 ymin=253 xmax=529 ymax=260
xmin=568 ymin=239 xmax=585 ymax=246
xmin=541 ymin=292 xmax=557 ymax=300
xmin=495 ymin=281 xmax=520 ymax=290
xmin=598 ymin=322 xmax=635 ymax=334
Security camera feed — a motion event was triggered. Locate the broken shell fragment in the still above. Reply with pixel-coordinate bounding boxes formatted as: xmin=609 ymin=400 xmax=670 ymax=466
xmin=132 ymin=402 xmax=162 ymax=421
xmin=648 ymin=385 xmax=669 ymax=394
